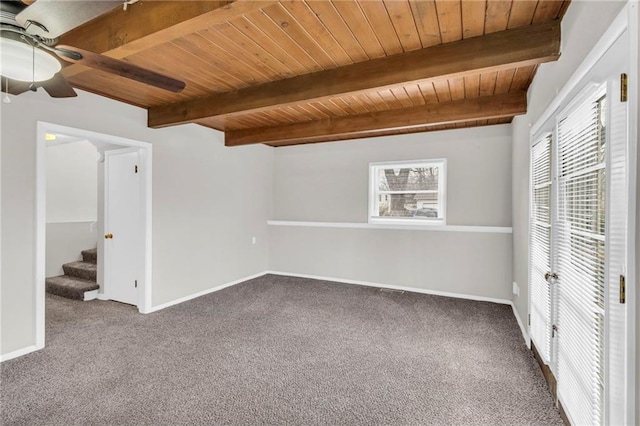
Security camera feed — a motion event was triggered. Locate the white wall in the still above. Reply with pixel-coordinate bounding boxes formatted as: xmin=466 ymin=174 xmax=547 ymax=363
xmin=0 ymin=101 xmax=3 ymax=356
xmin=151 ymin=123 xmax=272 ymax=304
xmin=46 ymin=140 xmax=97 ymax=222
xmin=1 ymin=89 xmax=272 ymax=356
xmin=273 ymin=125 xmax=512 ymax=226
xmin=1 ymin=99 xmax=36 ymax=354
xmin=45 ymin=222 xmax=96 ymax=277
xmin=45 ymin=140 xmax=98 ymax=277
xmin=270 ymin=125 xmax=513 ymax=300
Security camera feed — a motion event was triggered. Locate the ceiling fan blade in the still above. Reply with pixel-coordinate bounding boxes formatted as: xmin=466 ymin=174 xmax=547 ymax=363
xmin=55 ymin=45 xmax=186 ymax=93
xmin=41 ymin=73 xmax=77 ymax=98
xmin=16 ymin=0 xmax=121 ymax=39
xmin=1 ymin=76 xmax=31 ymax=95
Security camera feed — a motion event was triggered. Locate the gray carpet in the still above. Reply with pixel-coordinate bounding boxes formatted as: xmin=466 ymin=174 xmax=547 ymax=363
xmin=1 ymin=274 xmax=562 ymax=425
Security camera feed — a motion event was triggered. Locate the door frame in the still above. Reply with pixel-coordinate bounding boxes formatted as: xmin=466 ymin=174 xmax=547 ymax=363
xmin=35 ymin=122 xmax=154 ymax=350
xmin=528 ymin=2 xmax=637 ymax=422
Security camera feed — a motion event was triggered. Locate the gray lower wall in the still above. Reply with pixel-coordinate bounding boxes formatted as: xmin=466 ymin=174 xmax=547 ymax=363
xmin=269 ymin=226 xmax=512 ymax=301
xmin=270 ymin=125 xmax=513 ymax=301
xmin=45 ymin=222 xmax=97 ymax=278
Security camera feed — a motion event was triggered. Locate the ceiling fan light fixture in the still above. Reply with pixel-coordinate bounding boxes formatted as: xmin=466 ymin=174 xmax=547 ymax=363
xmin=0 ymin=37 xmax=60 ymax=82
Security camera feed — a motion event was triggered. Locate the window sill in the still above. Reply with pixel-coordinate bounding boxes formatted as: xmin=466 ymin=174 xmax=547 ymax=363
xmin=368 ymin=218 xmax=445 ymax=227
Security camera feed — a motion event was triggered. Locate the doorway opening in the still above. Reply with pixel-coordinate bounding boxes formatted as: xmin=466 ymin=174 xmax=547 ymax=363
xmin=35 ymin=122 xmax=153 ymax=350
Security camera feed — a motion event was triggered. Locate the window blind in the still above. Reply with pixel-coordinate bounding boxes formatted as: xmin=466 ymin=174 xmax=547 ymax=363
xmin=530 ymin=134 xmax=553 ymax=362
xmin=556 ymin=88 xmax=606 ymax=426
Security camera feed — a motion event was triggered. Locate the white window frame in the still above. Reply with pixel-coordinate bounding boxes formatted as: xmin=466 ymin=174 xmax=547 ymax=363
xmin=368 ymin=159 xmax=447 ymax=226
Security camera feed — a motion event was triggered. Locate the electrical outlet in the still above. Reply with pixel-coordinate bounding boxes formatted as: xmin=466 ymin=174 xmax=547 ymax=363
xmin=512 ymin=282 xmax=519 ymax=296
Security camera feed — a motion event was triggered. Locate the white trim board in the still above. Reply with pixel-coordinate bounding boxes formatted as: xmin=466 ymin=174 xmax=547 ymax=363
xmin=69 ymin=266 xmax=518 ymax=317
xmin=270 ymin=270 xmax=529 ymax=347
xmin=266 ymin=270 xmax=512 ymax=305
xmin=626 ymin=2 xmax=638 ymax=423
xmin=3 ymin=271 xmax=527 ymax=361
xmin=268 ymin=220 xmax=512 ymax=234
xmin=146 ymin=271 xmax=268 ymax=313
xmin=84 ymin=290 xmax=99 ymax=301
xmin=512 ymin=304 xmax=531 ymax=348
xmin=46 ymin=220 xmax=97 ymax=224
xmin=0 ymin=345 xmax=39 ymax=363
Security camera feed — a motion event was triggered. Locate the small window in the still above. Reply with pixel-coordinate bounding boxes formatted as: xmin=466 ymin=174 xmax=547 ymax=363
xmin=369 ymin=159 xmax=446 ymax=225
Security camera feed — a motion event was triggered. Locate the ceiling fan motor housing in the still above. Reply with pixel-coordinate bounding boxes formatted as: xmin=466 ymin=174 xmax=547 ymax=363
xmin=0 ymin=1 xmax=62 ymax=83
xmin=0 ymin=1 xmax=24 ymax=26
xmin=1 ymin=1 xmax=58 ymax=45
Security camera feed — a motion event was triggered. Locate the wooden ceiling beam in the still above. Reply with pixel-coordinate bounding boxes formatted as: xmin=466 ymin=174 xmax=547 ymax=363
xmin=225 ymin=91 xmax=527 ymax=147
xmin=149 ymin=21 xmax=559 ymax=128
xmin=60 ymin=1 xmax=276 ymax=78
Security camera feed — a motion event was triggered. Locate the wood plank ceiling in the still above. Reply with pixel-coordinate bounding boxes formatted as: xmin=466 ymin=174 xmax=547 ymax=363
xmin=58 ymin=0 xmax=570 ymax=147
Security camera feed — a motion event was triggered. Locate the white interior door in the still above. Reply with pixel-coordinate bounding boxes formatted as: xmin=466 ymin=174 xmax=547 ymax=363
xmin=104 ymin=149 xmax=140 ymax=306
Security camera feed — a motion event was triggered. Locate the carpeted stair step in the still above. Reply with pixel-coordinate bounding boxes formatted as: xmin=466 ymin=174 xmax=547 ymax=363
xmin=62 ymin=261 xmax=97 ymax=282
xmin=81 ymin=248 xmax=97 ymax=264
xmin=46 ymin=275 xmax=99 ymax=300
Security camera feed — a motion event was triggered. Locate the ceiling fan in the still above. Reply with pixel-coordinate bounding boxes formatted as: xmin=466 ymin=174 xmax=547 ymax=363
xmin=0 ymin=0 xmax=186 ymax=99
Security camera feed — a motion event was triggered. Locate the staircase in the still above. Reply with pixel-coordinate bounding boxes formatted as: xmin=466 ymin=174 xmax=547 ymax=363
xmin=46 ymin=248 xmax=99 ymax=300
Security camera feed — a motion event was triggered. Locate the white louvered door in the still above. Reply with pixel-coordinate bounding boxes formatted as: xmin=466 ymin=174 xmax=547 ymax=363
xmin=529 ymin=135 xmax=553 ymax=363
xmin=555 ymin=85 xmax=607 ymax=426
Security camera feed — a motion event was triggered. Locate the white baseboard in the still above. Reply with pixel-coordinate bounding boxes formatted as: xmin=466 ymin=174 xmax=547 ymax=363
xmin=84 ymin=290 xmax=98 ymax=301
xmin=266 ymin=270 xmax=512 ymax=305
xmin=2 ymin=272 xmax=528 ymax=362
xmin=146 ymin=271 xmax=268 ymax=313
xmin=510 ymin=303 xmax=531 ymax=348
xmin=0 ymin=345 xmax=39 ymax=363
xmin=268 ymin=271 xmax=533 ymax=346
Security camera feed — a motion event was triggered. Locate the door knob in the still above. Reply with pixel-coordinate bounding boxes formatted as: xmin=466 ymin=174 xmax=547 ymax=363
xmin=104 ymin=233 xmax=113 ymax=239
